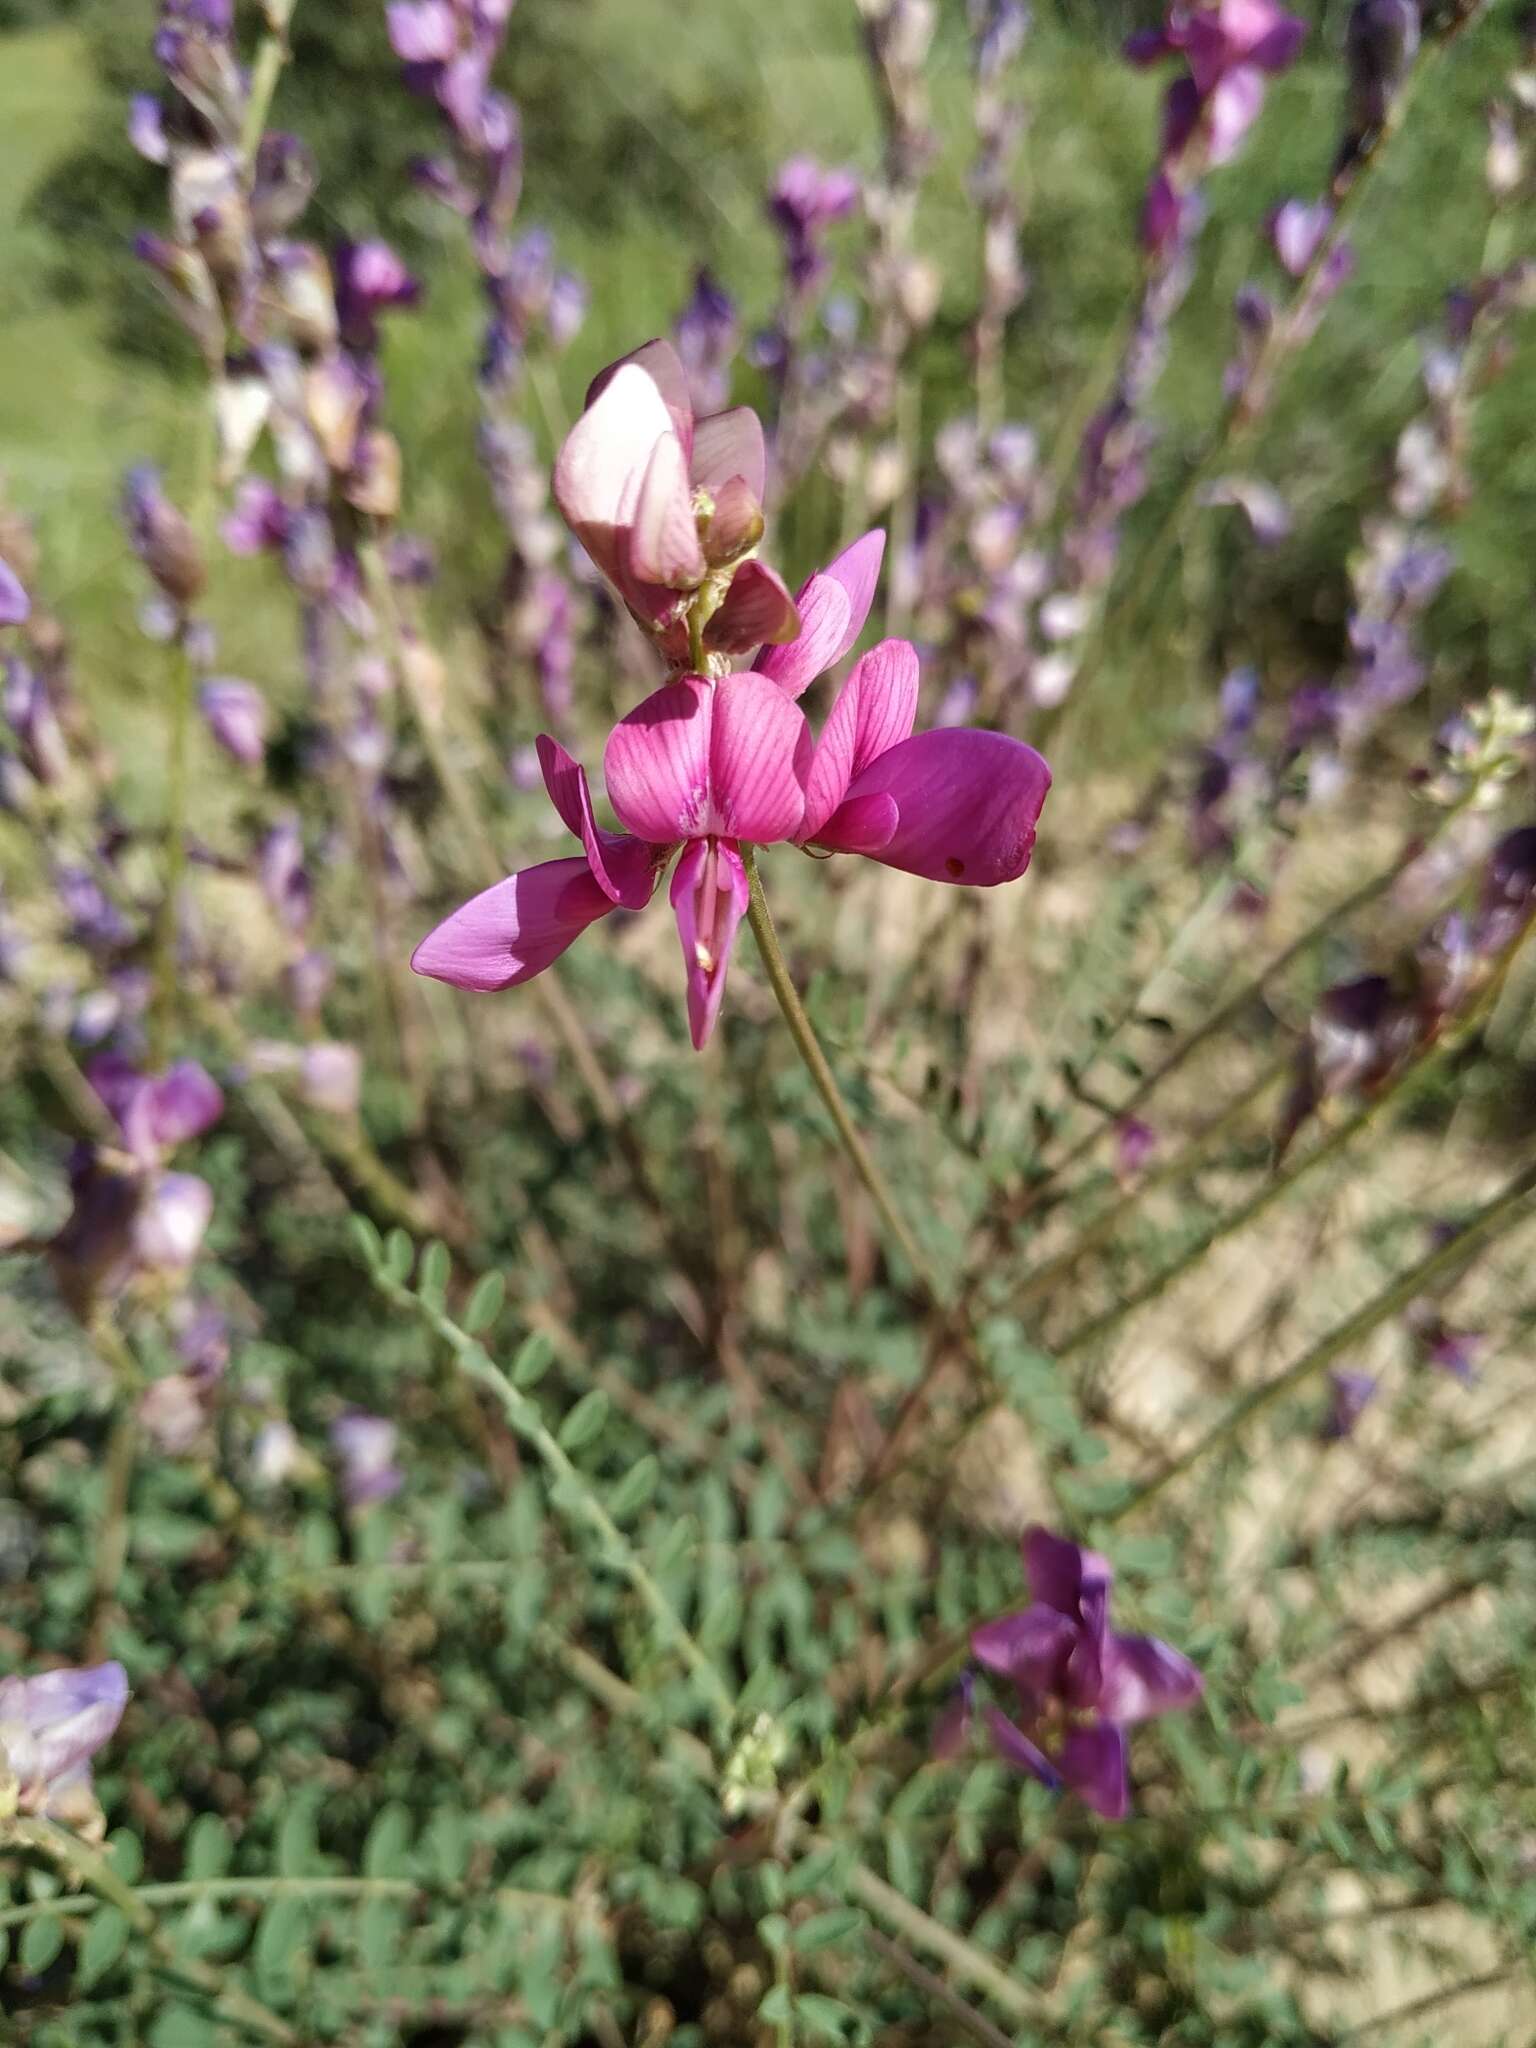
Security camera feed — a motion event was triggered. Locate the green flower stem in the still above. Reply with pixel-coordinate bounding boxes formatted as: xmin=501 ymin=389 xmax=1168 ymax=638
xmin=239 ymin=0 xmax=297 ymax=172
xmin=741 ymin=847 xmax=943 ymax=1305
xmin=150 ymin=625 xmax=197 ymax=1072
xmin=367 ymin=1266 xmax=739 ymax=1741
xmin=1105 ymin=1151 xmax=1536 ymax=1525
xmin=10 ymin=1821 xmax=297 ymax=2045
xmin=0 ymin=1872 xmax=570 ymax=1932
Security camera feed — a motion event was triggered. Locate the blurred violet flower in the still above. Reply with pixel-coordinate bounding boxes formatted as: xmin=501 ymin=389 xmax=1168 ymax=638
xmin=1322 ymin=1369 xmax=1378 ymax=1439
xmin=413 ymin=634 xmax=1050 ymax=1048
xmin=0 ymin=1662 xmax=129 ymax=1828
xmin=260 ymin=816 xmax=313 ymax=934
xmin=121 ymin=466 xmax=205 ymax=610
xmin=1339 ymin=0 xmax=1420 ymax=178
xmin=769 ymin=158 xmax=861 ymax=293
xmin=1114 ymin=1117 xmax=1159 ymax=1183
xmin=674 ymin=270 xmax=739 ymax=416
xmin=332 ymin=240 xmax=421 ymax=355
xmin=945 ymin=1526 xmax=1203 ymax=1818
xmin=0 ymin=559 xmax=28 ymax=628
xmin=199 ymin=677 xmax=268 ymax=768
xmin=1268 ymin=199 xmax=1332 ymax=277
xmin=332 ymin=1411 xmax=403 ymax=1507
xmin=87 ymin=1054 xmax=223 ymax=1164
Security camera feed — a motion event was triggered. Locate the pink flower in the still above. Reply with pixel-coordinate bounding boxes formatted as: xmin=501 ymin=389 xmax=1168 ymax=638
xmin=553 ymin=338 xmax=798 ymax=667
xmin=411 ymin=639 xmax=1050 ymax=1049
xmin=1128 ymin=0 xmax=1305 ymax=171
xmin=955 ymin=1526 xmax=1203 ymax=1819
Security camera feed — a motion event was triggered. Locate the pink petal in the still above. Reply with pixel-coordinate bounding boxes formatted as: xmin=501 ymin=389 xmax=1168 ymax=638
xmin=535 ymin=736 xmax=658 ymax=910
xmin=584 ymin=338 xmax=694 ymax=462
xmin=604 ymin=679 xmax=712 ymax=844
xmin=982 ymin=1705 xmax=1062 ymax=1790
xmin=1058 ymin=1724 xmax=1129 ymax=1819
xmin=410 ymin=858 xmax=618 ymax=991
xmin=627 ymin=430 xmax=706 ymax=589
xmin=706 ymin=560 xmax=799 ymax=652
xmin=842 ymin=728 xmax=1050 ymax=886
xmin=755 ymin=574 xmax=853 ymax=697
xmin=802 ymin=639 xmax=921 ymax=842
xmin=971 ymin=1606 xmax=1078 ymax=1694
xmin=708 ymin=673 xmax=810 ymax=844
xmin=819 ymin=528 xmax=886 ymax=656
xmin=0 ymin=558 xmax=29 ymax=627
xmin=816 ymin=791 xmax=897 ymax=855
xmin=671 ymin=836 xmax=749 ymax=1049
xmin=756 ymin=529 xmax=886 ymax=695
xmin=1098 ymin=1635 xmax=1204 ymax=1725
xmin=690 ymin=406 xmax=766 ymax=503
xmin=553 ymin=363 xmax=673 ymax=580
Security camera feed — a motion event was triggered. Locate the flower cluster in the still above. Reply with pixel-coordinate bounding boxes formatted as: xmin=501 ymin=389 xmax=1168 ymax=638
xmin=413 ymin=343 xmax=1051 ymax=1046
xmin=937 ymin=1527 xmax=1203 ymax=1818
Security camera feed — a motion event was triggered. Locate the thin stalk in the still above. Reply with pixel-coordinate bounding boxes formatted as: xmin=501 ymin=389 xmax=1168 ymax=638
xmin=150 ymin=625 xmax=197 ymax=1071
xmin=998 ymin=1053 xmax=1285 ymax=1314
xmin=1057 ymin=917 xmax=1534 ymax=1363
xmin=1104 ymin=1151 xmax=1536 ymax=1523
xmin=1008 ymin=843 xmax=1430 ymax=1223
xmin=10 ymin=1821 xmax=297 ymax=2046
xmin=367 ymin=1265 xmax=738 ymax=1740
xmin=239 ymin=0 xmax=297 ymax=172
xmin=742 ymin=846 xmax=943 ymax=1303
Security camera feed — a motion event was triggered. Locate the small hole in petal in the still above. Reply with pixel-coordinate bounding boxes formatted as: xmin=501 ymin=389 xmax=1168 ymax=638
xmin=945 ymin=857 xmax=966 ymax=878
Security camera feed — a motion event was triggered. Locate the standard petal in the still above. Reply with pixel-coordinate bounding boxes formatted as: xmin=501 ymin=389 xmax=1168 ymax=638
xmin=801 ymin=639 xmax=920 ymax=841
xmin=604 ymin=678 xmax=712 ymax=843
xmin=971 ymin=1605 xmax=1078 ymax=1694
xmin=1059 ymin=1723 xmax=1129 ymax=1820
xmin=585 ymin=338 xmax=694 ymax=461
xmin=535 ymin=736 xmax=658 ymax=910
xmin=691 ymin=405 xmax=766 ymax=503
xmin=1024 ymin=1525 xmax=1114 ymax=1619
xmin=670 ymin=837 xmax=749 ymax=1049
xmin=410 ymin=858 xmax=617 ymax=991
xmin=553 ymin=362 xmax=673 ymax=575
xmin=17 ymin=1663 xmax=129 ymax=1787
xmin=627 ymin=430 xmax=707 ymax=589
xmin=819 ymin=528 xmax=886 ymax=659
xmin=754 ymin=573 xmax=852 ymax=697
xmin=1099 ymin=1635 xmax=1204 ymax=1724
xmin=982 ymin=1705 xmax=1062 ymax=1790
xmin=708 ymin=673 xmax=810 ymax=844
xmin=843 ymin=728 xmax=1050 ymax=886
xmin=707 ymin=560 xmax=799 ymax=652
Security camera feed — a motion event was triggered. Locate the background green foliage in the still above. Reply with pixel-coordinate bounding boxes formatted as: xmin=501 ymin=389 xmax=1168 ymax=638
xmin=3 ymin=2 xmax=1536 ymax=2044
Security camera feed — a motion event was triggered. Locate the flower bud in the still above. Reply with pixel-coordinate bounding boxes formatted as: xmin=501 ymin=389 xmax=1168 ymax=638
xmin=122 ymin=466 xmax=205 ymax=608
xmin=200 ymin=677 xmax=268 ymax=768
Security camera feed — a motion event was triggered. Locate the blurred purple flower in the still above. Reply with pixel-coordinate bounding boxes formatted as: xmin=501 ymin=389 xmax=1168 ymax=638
xmin=1268 ymin=199 xmax=1331 ymax=277
xmin=769 ymin=158 xmax=860 ymax=292
xmin=260 ymin=816 xmax=313 ymax=934
xmin=199 ymin=678 xmax=268 ymax=768
xmin=1114 ymin=1117 xmax=1159 ymax=1182
xmin=1340 ymin=0 xmax=1420 ymax=175
xmin=0 ymin=1662 xmax=129 ymax=1825
xmin=0 ymin=559 xmax=28 ymax=628
xmin=1322 ymin=1369 xmax=1378 ymax=1439
xmin=87 ymin=1053 xmax=223 ymax=1163
xmin=332 ymin=1411 xmax=404 ymax=1507
xmin=952 ymin=1526 xmax=1203 ymax=1818
xmin=122 ymin=467 xmax=205 ymax=609
xmin=333 ymin=240 xmax=421 ymax=354
xmin=674 ymin=269 xmax=739 ymax=416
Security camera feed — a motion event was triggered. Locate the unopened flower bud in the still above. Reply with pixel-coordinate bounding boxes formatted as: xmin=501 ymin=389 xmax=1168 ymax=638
xmin=122 ymin=467 xmax=205 ymax=608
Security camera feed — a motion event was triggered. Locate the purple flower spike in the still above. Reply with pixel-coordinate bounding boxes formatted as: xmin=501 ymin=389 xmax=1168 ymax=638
xmin=952 ymin=1525 xmax=1202 ymax=1819
xmin=200 ymin=678 xmax=268 ymax=768
xmin=0 ymin=1662 xmax=129 ymax=1825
